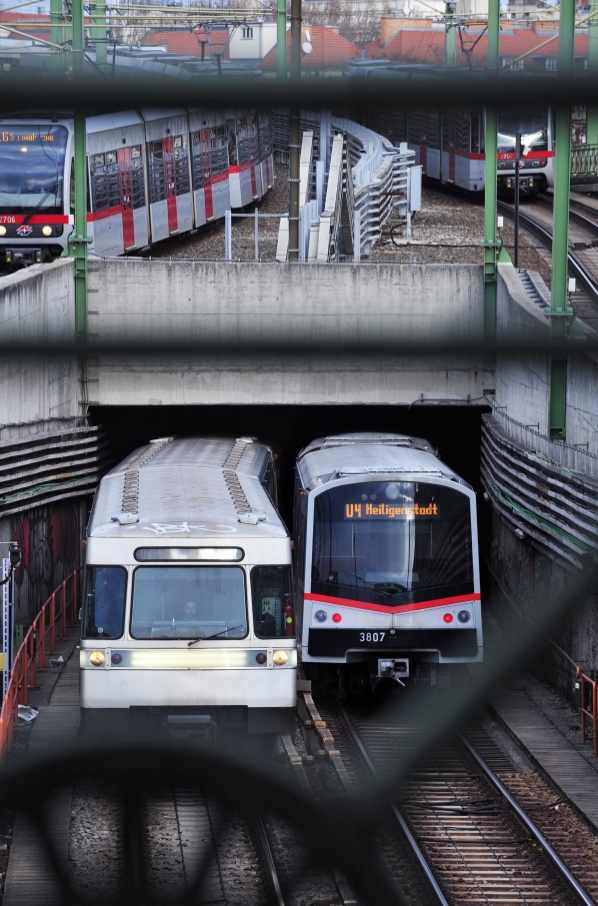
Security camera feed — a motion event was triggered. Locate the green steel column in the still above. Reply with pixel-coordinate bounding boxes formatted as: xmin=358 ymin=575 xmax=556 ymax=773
xmin=92 ymin=0 xmax=107 ymax=68
xmin=587 ymin=0 xmax=598 ymax=146
xmin=548 ymin=0 xmax=575 ymax=439
xmin=50 ymin=0 xmax=63 ymax=74
xmin=482 ymin=0 xmax=500 ymax=342
xmin=277 ymin=0 xmax=287 ymax=79
xmin=445 ymin=1 xmax=456 ymax=68
xmin=71 ymin=0 xmax=88 ymax=338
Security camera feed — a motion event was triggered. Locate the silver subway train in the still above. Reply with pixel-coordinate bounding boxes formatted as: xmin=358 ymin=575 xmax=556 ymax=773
xmin=80 ymin=436 xmax=296 ymax=741
xmin=293 ymin=434 xmax=481 ymax=691
xmin=0 ymin=108 xmax=273 ymax=265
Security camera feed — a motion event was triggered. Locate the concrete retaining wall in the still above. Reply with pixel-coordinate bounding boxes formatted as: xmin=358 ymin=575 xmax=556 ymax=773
xmin=0 ymin=259 xmax=79 ymax=432
xmin=87 ymin=258 xmax=492 ymax=406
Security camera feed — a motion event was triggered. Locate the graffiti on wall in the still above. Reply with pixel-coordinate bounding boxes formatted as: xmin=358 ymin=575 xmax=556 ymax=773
xmin=10 ymin=501 xmax=83 ymax=623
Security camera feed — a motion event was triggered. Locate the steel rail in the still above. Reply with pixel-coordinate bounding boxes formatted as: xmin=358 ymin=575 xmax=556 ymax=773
xmin=336 ymin=700 xmax=450 ymax=906
xmin=536 ymin=193 xmax=598 ymax=238
xmin=498 ymin=199 xmax=598 ymax=307
xmin=253 ymin=808 xmax=286 ymax=906
xmin=458 ymin=733 xmax=597 ymax=906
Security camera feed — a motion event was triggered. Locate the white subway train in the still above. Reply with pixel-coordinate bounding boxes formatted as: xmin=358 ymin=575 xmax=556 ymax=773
xmin=293 ymin=434 xmax=481 ymax=691
xmin=80 ymin=436 xmax=296 ymax=741
xmin=0 ymin=108 xmax=273 ymax=265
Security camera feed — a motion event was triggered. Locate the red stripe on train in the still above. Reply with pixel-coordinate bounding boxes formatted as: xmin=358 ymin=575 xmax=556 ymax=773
xmin=304 ymin=592 xmax=481 ymax=615
xmin=0 ymin=214 xmax=70 ymax=225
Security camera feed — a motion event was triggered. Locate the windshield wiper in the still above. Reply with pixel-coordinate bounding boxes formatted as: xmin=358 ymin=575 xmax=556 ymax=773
xmin=337 ymin=569 xmax=394 ymax=598
xmin=187 ymin=624 xmax=245 ymax=646
xmin=23 ymin=183 xmax=58 ymax=224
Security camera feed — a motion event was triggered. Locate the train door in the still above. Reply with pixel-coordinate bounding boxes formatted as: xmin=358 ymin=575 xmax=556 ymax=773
xmin=163 ymin=136 xmax=178 ymax=233
xmin=202 ymin=128 xmax=213 ymax=220
xmin=441 ymin=111 xmax=456 ymax=183
xmin=117 ymin=146 xmax=135 ymax=250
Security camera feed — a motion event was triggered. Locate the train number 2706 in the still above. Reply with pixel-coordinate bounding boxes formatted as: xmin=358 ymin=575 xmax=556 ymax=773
xmin=359 ymin=632 xmax=385 ymax=642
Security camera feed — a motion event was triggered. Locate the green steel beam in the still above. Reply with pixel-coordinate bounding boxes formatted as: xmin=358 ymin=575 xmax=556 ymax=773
xmin=445 ymin=1 xmax=456 ymax=68
xmin=587 ymin=0 xmax=598 ymax=145
xmin=547 ymin=0 xmax=575 ymax=440
xmin=50 ymin=0 xmax=63 ymax=74
xmin=481 ymin=0 xmax=500 ymax=342
xmin=92 ymin=0 xmax=107 ymax=68
xmin=70 ymin=0 xmax=88 ymax=338
xmin=277 ymin=0 xmax=287 ymax=80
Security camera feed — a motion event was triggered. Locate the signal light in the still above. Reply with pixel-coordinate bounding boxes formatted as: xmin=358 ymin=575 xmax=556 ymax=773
xmin=332 ymin=613 xmax=342 ymax=623
xmin=111 ymin=652 xmax=123 ymax=665
xmin=443 ymin=613 xmax=453 ymax=624
xmin=255 ymin=652 xmax=267 ymax=664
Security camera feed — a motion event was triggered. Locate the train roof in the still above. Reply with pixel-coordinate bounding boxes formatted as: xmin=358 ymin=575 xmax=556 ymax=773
xmin=297 ymin=433 xmax=470 ymax=491
xmin=89 ymin=437 xmax=288 ymax=540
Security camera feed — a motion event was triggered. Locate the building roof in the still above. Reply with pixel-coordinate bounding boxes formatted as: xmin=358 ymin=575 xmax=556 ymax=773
xmin=372 ymin=26 xmax=589 ymax=68
xmin=260 ymin=25 xmax=359 ymax=71
xmin=140 ymin=28 xmax=230 ymax=59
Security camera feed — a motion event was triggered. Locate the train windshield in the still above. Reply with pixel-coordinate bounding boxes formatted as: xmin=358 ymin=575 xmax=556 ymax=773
xmin=82 ymin=566 xmax=127 ymax=639
xmin=497 ymin=110 xmax=548 ymax=154
xmin=131 ymin=566 xmax=248 ymax=639
xmin=311 ymin=481 xmax=474 ymax=607
xmin=0 ymin=125 xmax=68 ymax=214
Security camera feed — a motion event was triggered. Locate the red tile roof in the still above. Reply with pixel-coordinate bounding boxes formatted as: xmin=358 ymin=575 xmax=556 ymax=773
xmin=140 ymin=28 xmax=229 ymax=59
xmin=372 ymin=27 xmax=588 ymax=68
xmin=260 ymin=25 xmax=359 ymax=70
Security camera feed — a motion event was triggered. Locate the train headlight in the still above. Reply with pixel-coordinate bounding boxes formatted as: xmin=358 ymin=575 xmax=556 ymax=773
xmin=255 ymin=652 xmax=267 ymax=665
xmin=458 ymin=610 xmax=471 ymax=623
xmin=273 ymin=650 xmax=288 ymax=666
xmin=89 ymin=651 xmax=105 ymax=666
xmin=42 ymin=225 xmax=52 ymax=237
xmin=314 ymin=610 xmax=327 ymax=623
xmin=0 ymin=226 xmax=6 ymax=236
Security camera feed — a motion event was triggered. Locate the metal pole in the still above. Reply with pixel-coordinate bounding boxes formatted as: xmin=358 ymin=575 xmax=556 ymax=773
xmin=92 ymin=0 xmax=107 ymax=68
xmin=514 ymin=132 xmax=521 ymax=269
xmin=277 ymin=0 xmax=287 ymax=80
xmin=288 ymin=0 xmax=301 ymax=261
xmin=482 ymin=0 xmax=500 ymax=342
xmin=50 ymin=0 xmax=63 ymax=74
xmin=445 ymin=1 xmax=456 ymax=67
xmin=587 ymin=0 xmax=598 ymax=147
xmin=548 ymin=0 xmax=575 ymax=440
xmin=254 ymin=208 xmax=259 ymax=261
xmin=71 ymin=0 xmax=88 ymax=338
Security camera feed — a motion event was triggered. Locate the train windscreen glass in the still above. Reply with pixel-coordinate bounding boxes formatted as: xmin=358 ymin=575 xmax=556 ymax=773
xmin=82 ymin=566 xmax=127 ymax=639
xmin=0 ymin=126 xmax=68 ymax=214
xmin=131 ymin=566 xmax=248 ymax=639
xmin=311 ymin=482 xmax=473 ymax=606
xmin=497 ymin=110 xmax=548 ymax=154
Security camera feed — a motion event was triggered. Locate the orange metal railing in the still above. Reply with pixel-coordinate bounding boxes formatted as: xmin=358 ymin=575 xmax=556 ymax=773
xmin=0 ymin=570 xmax=80 ymax=764
xmin=550 ymin=639 xmax=598 ymax=757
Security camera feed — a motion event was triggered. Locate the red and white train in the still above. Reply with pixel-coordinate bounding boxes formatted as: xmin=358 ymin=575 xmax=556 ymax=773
xmin=366 ymin=105 xmax=554 ymax=194
xmin=0 ymin=108 xmax=274 ymax=265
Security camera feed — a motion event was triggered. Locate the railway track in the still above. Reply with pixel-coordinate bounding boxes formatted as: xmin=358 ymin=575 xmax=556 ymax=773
xmin=309 ymin=691 xmax=598 ymax=906
xmin=498 ymin=196 xmax=598 ymax=328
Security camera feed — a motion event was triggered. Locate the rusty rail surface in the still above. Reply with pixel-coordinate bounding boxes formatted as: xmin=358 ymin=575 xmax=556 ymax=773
xmin=0 ymin=570 xmax=80 ymax=763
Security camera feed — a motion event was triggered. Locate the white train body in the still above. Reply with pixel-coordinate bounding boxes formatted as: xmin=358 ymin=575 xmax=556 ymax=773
xmin=0 ymin=108 xmax=274 ymax=265
xmin=293 ymin=434 xmax=481 ymax=680
xmin=81 ymin=436 xmax=296 ymax=736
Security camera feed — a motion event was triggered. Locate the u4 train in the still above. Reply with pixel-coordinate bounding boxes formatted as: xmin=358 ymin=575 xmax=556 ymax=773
xmin=0 ymin=108 xmax=273 ymax=266
xmin=293 ymin=434 xmax=481 ymax=691
xmin=80 ymin=436 xmax=296 ymax=741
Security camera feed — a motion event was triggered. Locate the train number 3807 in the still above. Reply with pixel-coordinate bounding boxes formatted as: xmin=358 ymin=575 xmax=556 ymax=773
xmin=359 ymin=632 xmax=386 ymax=642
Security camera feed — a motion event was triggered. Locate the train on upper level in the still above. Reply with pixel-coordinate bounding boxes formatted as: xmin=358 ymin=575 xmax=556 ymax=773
xmin=0 ymin=108 xmax=274 ymax=266
xmin=293 ymin=433 xmax=481 ymax=693
xmin=346 ymin=60 xmax=554 ymax=195
xmin=80 ymin=436 xmax=296 ymax=742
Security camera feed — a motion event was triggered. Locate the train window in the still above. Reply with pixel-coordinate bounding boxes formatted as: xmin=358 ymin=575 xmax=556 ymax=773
xmin=90 ymin=146 xmax=120 ymax=212
xmin=148 ymin=140 xmax=166 ymax=203
xmin=130 ymin=566 xmax=247 ymax=640
xmin=82 ymin=566 xmax=127 ymax=640
xmin=251 ymin=566 xmax=293 ymax=639
xmin=131 ymin=146 xmax=141 ymax=159
xmin=0 ymin=124 xmax=68 ymax=215
xmin=311 ymin=482 xmax=474 ymax=607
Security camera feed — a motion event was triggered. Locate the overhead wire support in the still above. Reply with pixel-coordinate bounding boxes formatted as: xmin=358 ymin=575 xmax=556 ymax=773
xmin=481 ymin=0 xmax=500 ymax=346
